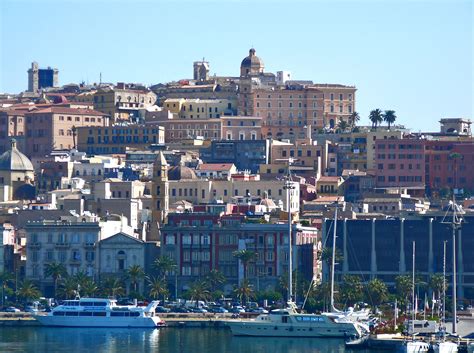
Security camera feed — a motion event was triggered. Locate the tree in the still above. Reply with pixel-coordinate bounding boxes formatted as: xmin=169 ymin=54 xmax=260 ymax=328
xmin=383 ymin=110 xmax=397 ymax=129
xmin=125 ymin=265 xmax=145 ymax=294
xmin=233 ymin=250 xmax=257 ymax=281
xmin=81 ymin=279 xmax=98 ymax=297
xmin=395 ymin=275 xmax=412 ymax=310
xmin=205 ymin=269 xmax=226 ymax=292
xmin=147 ymin=276 xmax=169 ymax=300
xmin=366 ymin=278 xmax=388 ymax=310
xmin=17 ymin=280 xmax=41 ymax=304
xmin=0 ymin=271 xmax=14 ymax=307
xmin=153 ymin=256 xmax=177 ymax=282
xmin=340 ymin=275 xmax=363 ymax=306
xmin=429 ymin=273 xmax=447 ymax=315
xmin=321 ymin=247 xmax=343 ymax=284
xmin=348 ymin=112 xmax=360 ymax=130
xmin=186 ymin=280 xmax=211 ymax=304
xmin=100 ymin=277 xmax=125 ymax=298
xmin=44 ymin=262 xmax=67 ymax=299
xmin=58 ymin=277 xmax=80 ymax=299
xmin=369 ymin=109 xmax=383 ymax=130
xmin=234 ymin=279 xmax=255 ymax=305
xmin=337 ymin=118 xmax=349 ymax=132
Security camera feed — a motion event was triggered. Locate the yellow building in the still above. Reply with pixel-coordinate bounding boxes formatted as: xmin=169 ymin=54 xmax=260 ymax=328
xmin=163 ymin=98 xmax=236 ymax=120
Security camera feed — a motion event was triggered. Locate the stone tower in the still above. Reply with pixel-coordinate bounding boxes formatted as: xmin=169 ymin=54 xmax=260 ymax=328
xmin=28 ymin=62 xmax=39 ymax=92
xmin=150 ymin=151 xmax=169 ymax=241
xmin=193 ymin=59 xmax=210 ymax=81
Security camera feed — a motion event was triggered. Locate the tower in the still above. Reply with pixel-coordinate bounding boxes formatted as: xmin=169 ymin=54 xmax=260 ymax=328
xmin=193 ymin=59 xmax=210 ymax=81
xmin=151 ymin=152 xmax=169 ymax=241
xmin=27 ymin=62 xmax=39 ymax=92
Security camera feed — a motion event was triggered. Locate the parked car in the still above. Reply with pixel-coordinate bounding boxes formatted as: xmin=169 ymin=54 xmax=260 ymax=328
xmin=25 ymin=306 xmax=38 ymax=313
xmin=173 ymin=307 xmax=191 ymax=313
xmin=251 ymin=307 xmax=269 ymax=314
xmin=155 ymin=306 xmax=171 ymax=313
xmin=209 ymin=307 xmax=228 ymax=313
xmin=230 ymin=306 xmax=245 ymax=314
xmin=192 ymin=307 xmax=208 ymax=314
xmin=4 ymin=307 xmax=20 ymax=313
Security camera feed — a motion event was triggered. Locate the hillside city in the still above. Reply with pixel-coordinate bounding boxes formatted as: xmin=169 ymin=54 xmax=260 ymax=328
xmin=0 ymin=48 xmax=473 ymax=312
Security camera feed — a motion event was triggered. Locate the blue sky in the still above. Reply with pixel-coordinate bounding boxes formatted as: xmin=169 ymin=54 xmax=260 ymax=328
xmin=0 ymin=0 xmax=472 ymax=131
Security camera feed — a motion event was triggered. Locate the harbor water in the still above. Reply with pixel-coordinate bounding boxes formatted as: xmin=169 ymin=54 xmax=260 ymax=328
xmin=0 ymin=326 xmax=371 ymax=353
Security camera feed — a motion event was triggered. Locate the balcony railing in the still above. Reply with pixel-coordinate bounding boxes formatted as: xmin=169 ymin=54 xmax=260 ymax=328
xmin=28 ymin=242 xmax=41 ymax=249
xmin=55 ymin=242 xmax=70 ymax=248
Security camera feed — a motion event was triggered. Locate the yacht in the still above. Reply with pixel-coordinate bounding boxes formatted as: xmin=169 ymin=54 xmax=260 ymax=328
xmin=432 ymin=341 xmax=458 ymax=353
xmin=400 ymin=341 xmax=430 ymax=353
xmin=34 ymin=298 xmax=165 ymax=328
xmin=227 ymin=302 xmax=368 ymax=338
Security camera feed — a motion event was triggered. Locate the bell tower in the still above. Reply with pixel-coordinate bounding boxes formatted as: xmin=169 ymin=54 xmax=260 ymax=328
xmin=151 ymin=151 xmax=169 ymax=241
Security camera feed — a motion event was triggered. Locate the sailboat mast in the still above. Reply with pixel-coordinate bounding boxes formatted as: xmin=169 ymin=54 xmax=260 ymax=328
xmin=330 ymin=200 xmax=338 ymax=312
xmin=412 ymin=241 xmax=415 ymax=339
xmin=443 ymin=240 xmax=447 ymax=336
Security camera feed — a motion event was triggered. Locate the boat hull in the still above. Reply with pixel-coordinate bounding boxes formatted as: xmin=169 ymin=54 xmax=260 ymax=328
xmin=227 ymin=320 xmax=360 ymax=338
xmin=34 ymin=315 xmax=164 ymax=328
xmin=432 ymin=342 xmax=458 ymax=353
xmin=398 ymin=341 xmax=430 ymax=353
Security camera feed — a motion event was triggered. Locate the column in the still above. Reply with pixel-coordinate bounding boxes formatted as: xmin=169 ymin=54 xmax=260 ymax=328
xmin=428 ymin=218 xmax=434 ymax=274
xmin=399 ymin=218 xmax=406 ymax=273
xmin=371 ymin=218 xmax=377 ymax=279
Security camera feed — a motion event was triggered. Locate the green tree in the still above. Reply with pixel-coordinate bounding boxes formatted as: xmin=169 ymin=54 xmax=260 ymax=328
xmin=429 ymin=273 xmax=447 ymax=314
xmin=337 ymin=118 xmax=349 ymax=132
xmin=234 ymin=279 xmax=255 ymax=305
xmin=44 ymin=262 xmax=67 ymax=299
xmin=186 ymin=280 xmax=211 ymax=304
xmin=0 ymin=271 xmax=14 ymax=307
xmin=348 ymin=111 xmax=360 ymax=130
xmin=205 ymin=269 xmax=226 ymax=292
xmin=100 ymin=277 xmax=125 ymax=298
xmin=233 ymin=250 xmax=257 ymax=281
xmin=58 ymin=277 xmax=80 ymax=299
xmin=321 ymin=247 xmax=343 ymax=284
xmin=366 ymin=278 xmax=388 ymax=310
xmin=153 ymin=256 xmax=177 ymax=282
xmin=147 ymin=276 xmax=169 ymax=300
xmin=17 ymin=280 xmax=41 ymax=304
xmin=383 ymin=110 xmax=397 ymax=129
xmin=125 ymin=265 xmax=145 ymax=294
xmin=395 ymin=275 xmax=412 ymax=311
xmin=340 ymin=275 xmax=363 ymax=306
xmin=369 ymin=109 xmax=383 ymax=130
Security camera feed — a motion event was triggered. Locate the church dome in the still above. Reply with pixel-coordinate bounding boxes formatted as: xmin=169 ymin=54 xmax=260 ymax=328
xmin=168 ymin=165 xmax=198 ymax=181
xmin=0 ymin=139 xmax=34 ymax=172
xmin=240 ymin=48 xmax=264 ymax=76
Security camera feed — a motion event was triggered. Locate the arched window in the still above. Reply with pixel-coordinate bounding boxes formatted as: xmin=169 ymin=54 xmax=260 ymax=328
xmin=117 ymin=250 xmax=126 ymax=271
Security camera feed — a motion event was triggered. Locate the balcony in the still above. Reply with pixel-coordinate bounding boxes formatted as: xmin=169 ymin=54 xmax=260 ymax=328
xmin=83 ymin=242 xmax=95 ymax=248
xmin=28 ymin=242 xmax=41 ymax=249
xmin=55 ymin=242 xmax=70 ymax=248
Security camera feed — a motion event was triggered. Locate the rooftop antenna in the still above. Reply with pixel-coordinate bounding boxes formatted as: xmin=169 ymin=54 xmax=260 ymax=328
xmin=99 ymin=72 xmax=102 ymax=85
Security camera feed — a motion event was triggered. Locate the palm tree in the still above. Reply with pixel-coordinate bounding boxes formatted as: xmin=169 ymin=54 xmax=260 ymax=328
xmin=321 ymin=247 xmax=343 ymax=284
xmin=153 ymin=256 xmax=177 ymax=282
xmin=233 ymin=249 xmax=257 ymax=281
xmin=340 ymin=275 xmax=363 ymax=307
xmin=125 ymin=265 xmax=145 ymax=294
xmin=234 ymin=279 xmax=254 ymax=305
xmin=147 ymin=276 xmax=169 ymax=301
xmin=81 ymin=279 xmax=98 ymax=297
xmin=429 ymin=273 xmax=446 ymax=315
xmin=348 ymin=111 xmax=360 ymax=130
xmin=0 ymin=271 xmax=14 ymax=307
xmin=44 ymin=263 xmax=67 ymax=299
xmin=369 ymin=109 xmax=383 ymax=130
xmin=17 ymin=280 xmax=41 ymax=304
xmin=187 ymin=280 xmax=211 ymax=305
xmin=337 ymin=118 xmax=349 ymax=132
xmin=205 ymin=269 xmax=226 ymax=292
xmin=100 ymin=277 xmax=125 ymax=298
xmin=58 ymin=277 xmax=80 ymax=299
xmin=383 ymin=110 xmax=397 ymax=130
xmin=366 ymin=278 xmax=388 ymax=311
xmin=72 ymin=271 xmax=90 ymax=291
xmin=395 ymin=275 xmax=412 ymax=311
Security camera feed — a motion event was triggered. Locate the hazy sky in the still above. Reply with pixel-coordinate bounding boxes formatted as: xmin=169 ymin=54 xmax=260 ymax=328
xmin=0 ymin=0 xmax=472 ymax=131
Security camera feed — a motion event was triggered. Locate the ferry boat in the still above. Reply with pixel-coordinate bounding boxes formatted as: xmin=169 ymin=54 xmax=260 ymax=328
xmin=34 ymin=298 xmax=165 ymax=328
xmin=227 ymin=302 xmax=368 ymax=338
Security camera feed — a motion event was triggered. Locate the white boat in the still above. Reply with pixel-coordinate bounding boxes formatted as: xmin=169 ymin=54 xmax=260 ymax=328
xmin=34 ymin=298 xmax=165 ymax=328
xmin=227 ymin=301 xmax=367 ymax=338
xmin=400 ymin=340 xmax=430 ymax=353
xmin=467 ymin=343 xmax=474 ymax=353
xmin=432 ymin=341 xmax=458 ymax=353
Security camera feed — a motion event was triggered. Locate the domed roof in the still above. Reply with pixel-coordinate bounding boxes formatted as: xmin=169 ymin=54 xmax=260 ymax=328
xmin=168 ymin=165 xmax=198 ymax=181
xmin=241 ymin=48 xmax=264 ymax=69
xmin=0 ymin=139 xmax=34 ymax=172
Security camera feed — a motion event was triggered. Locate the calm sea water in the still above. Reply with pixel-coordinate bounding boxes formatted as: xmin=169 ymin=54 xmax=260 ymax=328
xmin=0 ymin=327 xmax=371 ymax=353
